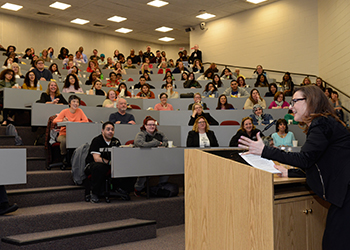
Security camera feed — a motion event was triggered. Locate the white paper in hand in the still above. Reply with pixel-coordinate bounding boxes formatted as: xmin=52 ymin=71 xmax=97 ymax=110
xmin=239 ymin=153 xmax=281 ymax=174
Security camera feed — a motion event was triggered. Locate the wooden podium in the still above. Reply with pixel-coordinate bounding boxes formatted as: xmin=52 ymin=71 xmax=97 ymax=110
xmin=185 ymin=149 xmax=329 ymax=250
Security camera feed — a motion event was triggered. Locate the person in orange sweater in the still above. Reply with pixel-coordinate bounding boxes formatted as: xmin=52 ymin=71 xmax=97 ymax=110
xmin=53 ymin=95 xmax=89 ymax=159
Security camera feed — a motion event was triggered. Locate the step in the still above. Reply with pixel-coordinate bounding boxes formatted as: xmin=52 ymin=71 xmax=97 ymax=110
xmin=7 ymin=185 xmax=85 ymax=207
xmin=0 ymin=145 xmax=46 ymax=158
xmin=0 ymin=126 xmax=46 ymax=145
xmin=0 ymin=196 xmax=184 ymax=242
xmin=27 ymin=156 xmax=47 ymax=171
xmin=0 ymin=135 xmax=15 ymax=145
xmin=1 ymin=218 xmax=157 ymax=250
xmin=6 ymin=171 xmax=75 ymax=190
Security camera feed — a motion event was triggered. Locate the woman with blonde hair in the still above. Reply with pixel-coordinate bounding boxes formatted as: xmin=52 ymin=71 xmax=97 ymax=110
xmin=40 ymin=49 xmax=51 ymax=62
xmin=37 ymin=81 xmax=67 ymax=104
xmin=11 ymin=63 xmax=24 ymax=78
xmin=139 ymin=63 xmax=153 ymax=75
xmin=186 ymin=116 xmax=219 ymax=147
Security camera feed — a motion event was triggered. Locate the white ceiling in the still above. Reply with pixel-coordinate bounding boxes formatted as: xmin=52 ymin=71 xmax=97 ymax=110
xmin=0 ymin=0 xmax=278 ymax=45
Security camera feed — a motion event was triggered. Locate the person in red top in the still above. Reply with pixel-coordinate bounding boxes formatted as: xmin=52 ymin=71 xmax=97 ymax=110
xmin=53 ymin=95 xmax=89 ymax=158
xmin=157 ymin=62 xmax=171 ymax=74
xmin=86 ymin=60 xmax=98 ymax=73
xmin=136 ymin=84 xmax=155 ymax=99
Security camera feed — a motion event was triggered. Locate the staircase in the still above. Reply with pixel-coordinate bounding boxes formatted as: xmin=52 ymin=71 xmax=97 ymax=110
xmin=0 ymin=126 xmax=184 ymax=249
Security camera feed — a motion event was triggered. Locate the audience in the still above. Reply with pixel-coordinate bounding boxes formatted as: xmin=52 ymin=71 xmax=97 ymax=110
xmin=188 ymin=103 xmax=219 ymax=126
xmin=237 ymin=76 xmax=248 ymax=88
xmin=86 ymin=60 xmax=98 ymax=73
xmin=252 ymin=65 xmax=268 ymax=79
xmin=62 ymin=73 xmax=83 ymax=93
xmin=136 ymin=84 xmax=155 ymax=99
xmin=109 ymin=98 xmax=136 ymax=124
xmin=188 ymin=93 xmax=208 ymax=110
xmin=223 ymin=80 xmax=249 ymax=98
xmin=38 ymin=81 xmax=68 ymax=105
xmin=249 ymin=104 xmax=273 ymax=125
xmin=106 ymin=72 xmax=119 ymax=87
xmin=114 ymin=62 xmax=126 ymax=75
xmin=22 ymin=71 xmax=42 ymax=90
xmin=134 ymin=116 xmax=169 ymax=197
xmin=154 ymin=93 xmax=174 ymax=111
xmin=281 ymin=72 xmax=294 ymax=96
xmin=264 ymin=83 xmax=278 ymax=97
xmin=330 ymin=91 xmax=344 ymax=121
xmin=203 ymin=82 xmax=218 ymax=98
xmin=49 ymin=63 xmax=61 ymax=75
xmin=132 ymin=76 xmax=155 ymax=89
xmin=254 ymin=74 xmax=269 ymax=87
xmin=244 ymin=88 xmax=266 ymax=109
xmin=229 ymin=117 xmax=264 ymax=147
xmin=172 ymin=61 xmax=189 ymax=74
xmin=85 ymin=121 xmax=130 ymax=203
xmin=116 ymin=83 xmax=132 ymax=98
xmin=315 ymin=77 xmax=325 ymax=91
xmin=284 ymin=109 xmax=298 ymax=125
xmin=216 ymin=94 xmax=234 ymax=110
xmin=103 ymin=89 xmax=117 ymax=108
xmin=89 ymin=80 xmax=106 ymax=96
xmin=12 ymin=63 xmax=24 ymax=79
xmin=271 ymin=119 xmax=295 ymax=147
xmin=31 ymin=59 xmax=52 ymax=81
xmin=192 ymin=59 xmax=204 ymax=74
xmin=212 ymin=74 xmax=224 ymax=88
xmin=85 ymin=71 xmax=98 ymax=86
xmin=268 ymin=91 xmax=289 ymax=109
xmin=301 ymin=76 xmax=311 ymax=86
xmin=220 ymin=68 xmax=235 ymax=80
xmin=165 ymin=82 xmax=179 ymax=99
xmin=53 ymin=95 xmax=89 ymax=161
xmin=184 ymin=72 xmax=201 ymax=88
xmin=186 ymin=116 xmax=219 ymax=147
xmin=189 ymin=44 xmax=202 ymax=64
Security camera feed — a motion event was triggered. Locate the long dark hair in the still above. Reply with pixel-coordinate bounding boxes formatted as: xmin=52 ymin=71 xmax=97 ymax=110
xmin=64 ymin=73 xmax=80 ymax=90
xmin=204 ymin=82 xmax=218 ymax=93
xmin=216 ymin=94 xmax=231 ymax=109
xmin=24 ymin=71 xmax=38 ymax=88
xmin=49 ymin=63 xmax=61 ymax=75
xmin=212 ymin=74 xmax=223 ymax=87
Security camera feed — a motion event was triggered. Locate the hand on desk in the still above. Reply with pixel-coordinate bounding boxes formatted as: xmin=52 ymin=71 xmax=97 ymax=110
xmin=274 ymin=165 xmax=288 ymax=177
xmin=63 ymin=117 xmax=69 ymax=122
xmin=128 ymin=121 xmax=136 ymax=125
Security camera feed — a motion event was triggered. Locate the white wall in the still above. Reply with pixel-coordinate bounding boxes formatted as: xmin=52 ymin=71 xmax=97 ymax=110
xmin=190 ymin=0 xmax=319 ymax=82
xmin=0 ymin=13 xmax=187 ymax=61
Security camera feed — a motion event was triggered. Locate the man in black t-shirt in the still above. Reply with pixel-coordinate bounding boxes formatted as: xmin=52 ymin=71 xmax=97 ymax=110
xmin=85 ymin=121 xmax=130 ymax=202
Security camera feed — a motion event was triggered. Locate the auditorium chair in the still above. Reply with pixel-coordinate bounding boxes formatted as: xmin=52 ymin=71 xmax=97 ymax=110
xmin=130 ymin=104 xmax=141 ymax=109
xmin=220 ymin=120 xmax=240 ymax=126
xmin=125 ymin=140 xmax=134 ymax=145
xmin=45 ymin=115 xmax=65 ymax=170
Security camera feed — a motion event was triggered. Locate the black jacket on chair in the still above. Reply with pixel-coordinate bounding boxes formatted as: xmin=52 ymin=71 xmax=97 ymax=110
xmin=186 ymin=130 xmax=219 ymax=147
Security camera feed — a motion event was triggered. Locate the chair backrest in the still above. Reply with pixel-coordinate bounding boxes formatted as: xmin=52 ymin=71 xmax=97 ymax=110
xmin=125 ymin=140 xmax=134 ymax=145
xmin=80 ymin=100 xmax=87 ymax=106
xmin=130 ymin=104 xmax=141 ymax=110
xmin=220 ymin=120 xmax=240 ymax=126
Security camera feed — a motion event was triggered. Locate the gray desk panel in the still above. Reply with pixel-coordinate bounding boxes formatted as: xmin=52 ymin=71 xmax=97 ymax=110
xmin=3 ymin=88 xmax=42 ymax=109
xmin=111 ymin=147 xmax=184 ymax=178
xmin=0 ymin=149 xmax=26 ymax=185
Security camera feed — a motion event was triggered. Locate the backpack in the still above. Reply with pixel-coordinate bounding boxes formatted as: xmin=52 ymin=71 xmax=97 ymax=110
xmin=71 ymin=143 xmax=90 ymax=185
xmin=150 ymin=182 xmax=179 ymax=197
xmin=6 ymin=124 xmax=23 ymax=146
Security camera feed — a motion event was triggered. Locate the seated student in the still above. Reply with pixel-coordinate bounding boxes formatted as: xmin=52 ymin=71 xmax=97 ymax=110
xmin=38 ymin=81 xmax=68 ymax=104
xmin=281 ymin=72 xmax=294 ymax=96
xmin=264 ymin=83 xmax=278 ymax=97
xmin=0 ymin=185 xmax=18 ymax=215
xmin=181 ymin=71 xmax=188 ymax=81
xmin=237 ymin=76 xmax=248 ymax=88
xmin=229 ymin=117 xmax=264 ymax=147
xmin=315 ymin=77 xmax=325 ymax=92
xmin=186 ymin=116 xmax=219 ymax=147
xmin=12 ymin=63 xmax=24 ymax=79
xmin=163 ymin=71 xmax=175 ymax=81
xmin=157 ymin=61 xmax=171 ymax=74
xmin=85 ymin=71 xmax=98 ymax=86
xmin=139 ymin=63 xmax=153 ymax=75
xmin=116 ymin=82 xmax=131 ymax=98
xmin=85 ymin=121 xmax=130 ymax=203
xmin=252 ymin=64 xmax=268 ymax=79
xmin=197 ymin=70 xmax=214 ymax=81
xmin=53 ymin=95 xmax=89 ymax=161
xmin=330 ymin=91 xmax=344 ymax=121
xmin=109 ymin=98 xmax=136 ymax=124
xmin=188 ymin=103 xmax=219 ymax=126
xmin=22 ymin=71 xmax=42 ymax=90
xmin=244 ymin=88 xmax=266 ymax=109
xmin=143 ymin=72 xmax=152 ymax=81
xmin=183 ymin=72 xmax=201 ymax=88
xmin=86 ymin=60 xmax=98 ymax=73
xmin=191 ymin=59 xmax=204 ymax=74
xmin=136 ymin=84 xmax=155 ymax=99
xmin=271 ymin=119 xmax=295 ymax=147
xmin=124 ymin=58 xmax=136 ymax=69
xmin=212 ymin=74 xmax=224 ymax=88
xmin=31 ymin=59 xmax=53 ymax=81
xmin=106 ymin=72 xmax=119 ymax=88
xmin=132 ymin=76 xmax=155 ymax=89
xmin=223 ymin=80 xmax=248 ymax=98
xmin=284 ymin=109 xmax=298 ymax=125
xmin=220 ymin=68 xmax=235 ymax=80
xmin=134 ymin=116 xmax=169 ymax=196
xmin=49 ymin=63 xmax=61 ymax=76
xmin=254 ymin=74 xmax=269 ymax=87
xmin=161 ymin=75 xmax=177 ymax=89
xmin=216 ymin=94 xmax=234 ymax=110
xmin=103 ymin=90 xmax=117 ymax=108
xmin=203 ymin=82 xmax=218 ymax=98
xmin=188 ymin=93 xmax=208 ymax=110
xmin=300 ymin=76 xmax=311 ymax=86
xmin=154 ymin=93 xmax=174 ymax=111
xmin=268 ymin=91 xmax=289 ymax=109
xmin=114 ymin=62 xmax=126 ymax=75
xmin=62 ymin=73 xmax=83 ymax=93
xmin=88 ymin=80 xmax=106 ymax=96
xmin=172 ymin=61 xmax=189 ymax=74
xmin=165 ymin=82 xmax=179 ymax=99
xmin=249 ymin=104 xmax=273 ymax=125
xmin=0 ymin=69 xmax=20 ymax=125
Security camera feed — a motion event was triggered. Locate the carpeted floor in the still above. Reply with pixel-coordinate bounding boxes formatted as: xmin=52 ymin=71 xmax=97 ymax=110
xmin=94 ymin=224 xmax=185 ymax=250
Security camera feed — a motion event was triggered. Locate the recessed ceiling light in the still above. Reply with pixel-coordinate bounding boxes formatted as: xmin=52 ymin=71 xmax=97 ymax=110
xmin=158 ymin=37 xmax=175 ymax=42
xmin=155 ymin=26 xmax=173 ymax=32
xmin=115 ymin=28 xmax=133 ymax=34
xmin=147 ymin=0 xmax=169 ymax=8
xmin=49 ymin=2 xmax=71 ymax=10
xmin=196 ymin=13 xmax=216 ymax=20
xmin=107 ymin=16 xmax=127 ymax=23
xmin=70 ymin=18 xmax=90 ymax=25
xmin=246 ymin=0 xmax=267 ymax=4
xmin=1 ymin=3 xmax=23 ymax=11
